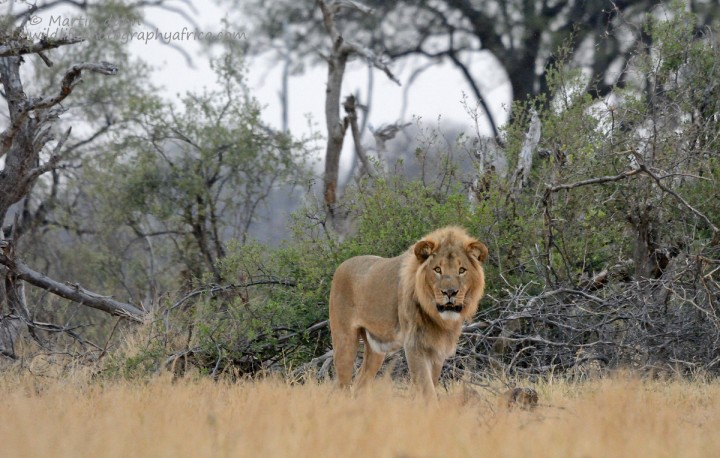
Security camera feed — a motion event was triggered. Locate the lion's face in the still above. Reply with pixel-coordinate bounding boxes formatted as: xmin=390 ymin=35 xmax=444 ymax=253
xmin=413 ymin=233 xmax=488 ymax=322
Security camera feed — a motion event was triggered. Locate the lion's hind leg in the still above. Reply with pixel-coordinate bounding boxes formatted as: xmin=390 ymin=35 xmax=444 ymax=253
xmin=354 ymin=328 xmax=386 ymax=391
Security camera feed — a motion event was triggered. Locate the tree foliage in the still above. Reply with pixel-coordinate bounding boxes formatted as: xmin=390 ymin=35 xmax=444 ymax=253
xmin=87 ymin=53 xmax=311 ymax=285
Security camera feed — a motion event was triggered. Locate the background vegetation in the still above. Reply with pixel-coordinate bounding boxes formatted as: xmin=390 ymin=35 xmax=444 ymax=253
xmin=1 ymin=0 xmax=719 ymax=388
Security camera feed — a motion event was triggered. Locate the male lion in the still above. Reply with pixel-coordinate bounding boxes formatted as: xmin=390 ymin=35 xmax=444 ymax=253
xmin=329 ymin=226 xmax=488 ymax=399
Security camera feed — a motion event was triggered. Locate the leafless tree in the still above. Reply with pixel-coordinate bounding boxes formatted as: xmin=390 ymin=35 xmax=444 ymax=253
xmin=0 ymin=19 xmax=144 ymax=359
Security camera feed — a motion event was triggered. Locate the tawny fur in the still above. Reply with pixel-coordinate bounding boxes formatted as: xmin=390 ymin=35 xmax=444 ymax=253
xmin=329 ymin=226 xmax=488 ymax=399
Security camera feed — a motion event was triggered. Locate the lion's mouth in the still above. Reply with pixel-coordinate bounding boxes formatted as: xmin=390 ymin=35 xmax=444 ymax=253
xmin=437 ymin=303 xmax=463 ymax=313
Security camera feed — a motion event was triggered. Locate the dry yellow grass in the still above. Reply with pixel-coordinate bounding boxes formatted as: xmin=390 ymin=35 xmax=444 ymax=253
xmin=1 ymin=371 xmax=719 ymax=457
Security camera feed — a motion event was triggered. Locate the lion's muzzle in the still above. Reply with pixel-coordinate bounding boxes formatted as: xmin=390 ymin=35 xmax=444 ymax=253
xmin=440 ymin=287 xmax=458 ymax=303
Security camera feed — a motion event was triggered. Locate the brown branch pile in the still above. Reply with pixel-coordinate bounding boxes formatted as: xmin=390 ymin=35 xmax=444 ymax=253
xmin=448 ymin=253 xmax=720 ymax=380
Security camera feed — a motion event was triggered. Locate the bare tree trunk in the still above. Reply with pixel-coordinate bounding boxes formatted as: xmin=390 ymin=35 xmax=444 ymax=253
xmin=629 ymin=202 xmax=661 ymax=280
xmin=279 ymin=19 xmax=292 ymax=133
xmin=0 ymin=226 xmax=32 ymax=359
xmin=510 ymin=109 xmax=541 ymax=198
xmin=0 ymin=267 xmax=22 ymax=360
xmin=318 ymin=0 xmax=350 ymax=213
xmin=317 ymin=0 xmax=398 ymax=214
xmin=0 ymin=317 xmax=21 ymax=360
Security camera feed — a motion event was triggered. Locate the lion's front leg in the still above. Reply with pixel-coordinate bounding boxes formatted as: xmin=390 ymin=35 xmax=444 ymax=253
xmin=405 ymin=345 xmax=437 ymax=401
xmin=431 ymin=359 xmax=444 ymax=388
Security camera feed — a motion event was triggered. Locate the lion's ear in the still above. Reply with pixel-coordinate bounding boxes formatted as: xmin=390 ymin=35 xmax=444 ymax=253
xmin=414 ymin=240 xmax=435 ymax=261
xmin=467 ymin=241 xmax=488 ymax=262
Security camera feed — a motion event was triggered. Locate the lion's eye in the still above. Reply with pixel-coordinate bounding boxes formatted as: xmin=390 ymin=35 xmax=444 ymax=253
xmin=434 ymin=267 xmax=442 ymax=274
xmin=459 ymin=267 xmax=466 ymax=274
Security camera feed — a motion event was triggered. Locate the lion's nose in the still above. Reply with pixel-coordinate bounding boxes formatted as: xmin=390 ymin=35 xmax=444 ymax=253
xmin=443 ymin=288 xmax=458 ymax=298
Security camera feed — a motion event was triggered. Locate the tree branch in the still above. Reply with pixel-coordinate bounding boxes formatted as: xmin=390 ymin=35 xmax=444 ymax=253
xmin=343 ymin=38 xmax=400 ymax=85
xmin=28 ymin=62 xmax=119 ymax=111
xmin=638 ymin=164 xmax=720 ymax=244
xmin=0 ymin=37 xmax=85 ymax=58
xmin=20 ymin=127 xmax=71 ymax=189
xmin=168 ymin=277 xmax=297 ymax=312
xmin=546 ymin=166 xmax=642 ymax=193
xmin=343 ymin=94 xmax=374 ymax=178
xmin=547 ymin=163 xmax=719 ymax=244
xmin=446 ymin=48 xmax=500 ymax=141
xmin=0 ymin=248 xmax=145 ymax=322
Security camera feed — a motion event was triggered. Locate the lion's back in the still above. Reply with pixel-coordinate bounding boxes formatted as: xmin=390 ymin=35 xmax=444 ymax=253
xmin=329 ymin=253 xmax=405 ymax=321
